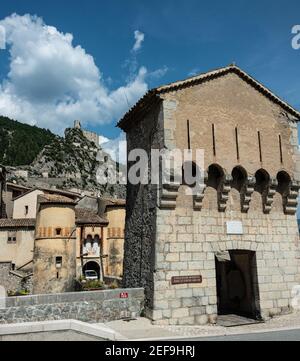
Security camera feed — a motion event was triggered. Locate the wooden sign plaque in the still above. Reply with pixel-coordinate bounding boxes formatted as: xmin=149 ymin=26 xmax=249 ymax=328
xmin=171 ymin=275 xmax=202 ymax=285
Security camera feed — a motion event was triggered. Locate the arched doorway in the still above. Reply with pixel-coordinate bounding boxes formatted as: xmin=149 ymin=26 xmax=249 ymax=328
xmin=215 ymin=250 xmax=261 ymax=320
xmin=83 ymin=261 xmax=101 ymax=279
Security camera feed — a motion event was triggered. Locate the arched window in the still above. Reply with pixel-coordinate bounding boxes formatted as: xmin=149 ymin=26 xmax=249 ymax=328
xmin=277 ymin=171 xmax=291 ymax=196
xmin=255 ymin=169 xmax=270 ymax=194
xmin=84 ymin=234 xmax=93 ymax=251
xmin=231 ymin=166 xmax=247 ymax=192
xmin=91 ymin=235 xmax=100 ymax=256
xmin=94 ymin=234 xmax=100 ymax=245
xmin=182 ymin=161 xmax=198 ymax=186
xmin=207 ymin=164 xmax=224 ymax=190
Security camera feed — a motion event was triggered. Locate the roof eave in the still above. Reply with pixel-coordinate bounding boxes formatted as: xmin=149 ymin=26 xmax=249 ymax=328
xmin=117 ymin=90 xmax=161 ymax=131
xmin=76 ymin=221 xmax=108 ymax=226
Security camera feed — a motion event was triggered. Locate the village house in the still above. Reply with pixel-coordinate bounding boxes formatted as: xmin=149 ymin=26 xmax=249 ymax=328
xmin=0 ymin=218 xmax=35 ymax=292
xmin=0 ymin=169 xmax=126 ymax=294
xmin=118 ymin=65 xmax=300 ymax=325
xmin=12 ymin=187 xmax=80 ymax=219
xmin=4 ymin=183 xmax=31 ymax=218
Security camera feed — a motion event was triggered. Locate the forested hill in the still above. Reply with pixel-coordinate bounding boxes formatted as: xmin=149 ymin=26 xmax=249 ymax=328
xmin=0 ymin=116 xmax=57 ymax=166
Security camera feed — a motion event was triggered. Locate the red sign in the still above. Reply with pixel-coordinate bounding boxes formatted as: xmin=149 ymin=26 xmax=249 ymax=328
xmin=120 ymin=292 xmax=129 ymax=299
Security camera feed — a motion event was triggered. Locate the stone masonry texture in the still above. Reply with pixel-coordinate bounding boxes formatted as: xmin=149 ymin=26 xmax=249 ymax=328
xmin=0 ymin=288 xmax=144 ymax=324
xmin=0 ymin=262 xmax=33 ymax=294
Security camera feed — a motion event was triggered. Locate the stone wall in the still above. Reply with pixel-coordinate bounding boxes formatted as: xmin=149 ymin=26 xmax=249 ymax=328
xmin=123 ymin=103 xmax=163 ymax=311
xmin=151 ymin=202 xmax=300 ymax=325
xmin=164 ymin=73 xmax=300 ymax=179
xmin=0 ymin=288 xmax=144 ymax=324
xmin=104 ymin=206 xmax=126 ymax=277
xmin=0 ymin=262 xmax=32 ymax=294
xmin=0 ymin=263 xmax=19 ymax=292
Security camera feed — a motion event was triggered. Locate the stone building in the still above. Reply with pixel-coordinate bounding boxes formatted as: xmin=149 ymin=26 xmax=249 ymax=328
xmin=4 ymin=182 xmax=31 ymax=218
xmin=0 ymin=218 xmax=35 ymax=293
xmin=33 ymin=194 xmax=77 ymax=294
xmin=118 ymin=65 xmax=300 ymax=325
xmin=75 ymin=207 xmax=108 ymax=280
xmin=73 ymin=120 xmax=100 ymax=146
xmin=12 ymin=187 xmax=80 ymax=219
xmin=100 ymin=198 xmax=126 ymax=277
xmin=0 ymin=179 xmax=126 ymax=293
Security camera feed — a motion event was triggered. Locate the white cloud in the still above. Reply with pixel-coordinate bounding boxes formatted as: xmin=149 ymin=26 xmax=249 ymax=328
xmin=0 ymin=25 xmax=5 ymax=49
xmin=132 ymin=30 xmax=144 ymax=52
xmin=0 ymin=14 xmax=148 ymax=133
xmin=149 ymin=65 xmax=169 ymax=79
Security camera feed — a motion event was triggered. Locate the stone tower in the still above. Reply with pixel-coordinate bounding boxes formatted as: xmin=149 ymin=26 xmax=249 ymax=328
xmin=33 ymin=194 xmax=77 ymax=294
xmin=118 ymin=65 xmax=300 ymax=325
xmin=74 ymin=120 xmax=82 ymax=129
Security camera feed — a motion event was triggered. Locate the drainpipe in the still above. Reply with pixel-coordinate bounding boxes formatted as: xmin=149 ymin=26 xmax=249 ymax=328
xmin=80 ymin=225 xmax=84 ymax=275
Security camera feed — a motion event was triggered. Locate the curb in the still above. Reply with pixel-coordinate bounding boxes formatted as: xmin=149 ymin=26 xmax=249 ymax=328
xmin=0 ymin=319 xmax=125 ymax=341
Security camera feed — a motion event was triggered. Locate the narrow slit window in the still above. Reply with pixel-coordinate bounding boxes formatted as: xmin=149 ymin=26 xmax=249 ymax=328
xmin=187 ymin=119 xmax=191 ymax=150
xmin=279 ymin=135 xmax=283 ymax=164
xmin=212 ymin=124 xmax=216 ymax=156
xmin=258 ymin=131 xmax=262 ymax=163
xmin=235 ymin=127 xmax=240 ymax=161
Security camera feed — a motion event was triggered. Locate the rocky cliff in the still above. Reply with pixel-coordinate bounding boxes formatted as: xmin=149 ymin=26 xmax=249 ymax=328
xmin=6 ymin=126 xmax=126 ymax=198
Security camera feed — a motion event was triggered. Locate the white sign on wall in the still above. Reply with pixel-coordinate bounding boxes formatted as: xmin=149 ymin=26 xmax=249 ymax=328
xmin=226 ymin=221 xmax=243 ymax=235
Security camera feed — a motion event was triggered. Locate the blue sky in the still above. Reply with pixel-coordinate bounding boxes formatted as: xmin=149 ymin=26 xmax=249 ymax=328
xmin=0 ymin=0 xmax=299 ymax=141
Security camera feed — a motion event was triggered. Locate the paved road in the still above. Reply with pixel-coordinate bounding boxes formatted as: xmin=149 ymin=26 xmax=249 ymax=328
xmin=186 ymin=328 xmax=300 ymax=341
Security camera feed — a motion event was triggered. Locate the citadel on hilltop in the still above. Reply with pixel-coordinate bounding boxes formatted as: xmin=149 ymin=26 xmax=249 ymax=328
xmin=73 ymin=120 xmax=100 ymax=146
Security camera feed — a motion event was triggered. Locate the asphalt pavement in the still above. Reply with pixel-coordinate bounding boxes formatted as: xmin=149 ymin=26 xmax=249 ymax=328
xmin=182 ymin=328 xmax=300 ymax=341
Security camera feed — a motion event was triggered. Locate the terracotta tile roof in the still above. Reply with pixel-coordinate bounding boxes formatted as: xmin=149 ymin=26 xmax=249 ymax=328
xmin=13 ymin=186 xmax=81 ymax=201
xmin=0 ymin=218 xmax=35 ymax=228
xmin=6 ymin=182 xmax=31 ymax=191
xmin=117 ymin=64 xmax=300 ymax=130
xmin=38 ymin=194 xmax=77 ymax=205
xmin=41 ymin=187 xmax=81 ymax=199
xmin=75 ymin=208 xmax=108 ymax=225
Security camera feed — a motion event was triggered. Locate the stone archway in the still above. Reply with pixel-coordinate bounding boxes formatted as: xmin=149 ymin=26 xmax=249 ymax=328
xmin=83 ymin=261 xmax=101 ymax=279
